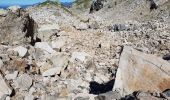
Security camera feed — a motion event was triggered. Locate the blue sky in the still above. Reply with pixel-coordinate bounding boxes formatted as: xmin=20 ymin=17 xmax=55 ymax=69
xmin=0 ymin=0 xmax=74 ymax=5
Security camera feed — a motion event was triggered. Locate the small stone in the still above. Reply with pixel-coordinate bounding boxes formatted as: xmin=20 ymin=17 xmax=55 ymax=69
xmin=13 ymin=46 xmax=27 ymax=57
xmin=29 ymin=87 xmax=36 ymax=94
xmin=51 ymin=40 xmax=66 ymax=51
xmin=42 ymin=54 xmax=69 ymax=77
xmin=35 ymin=42 xmax=56 ymax=54
xmin=116 ymin=46 xmax=123 ymax=53
xmin=5 ymin=71 xmax=18 ymax=80
xmin=42 ymin=67 xmax=62 ymax=77
xmin=16 ymin=74 xmax=32 ymax=90
xmin=70 ymin=52 xmax=90 ymax=62
xmin=0 ymin=59 xmax=3 ymax=68
xmin=24 ymin=94 xmax=34 ymax=100
xmin=95 ymin=91 xmax=121 ymax=100
xmin=113 ymin=46 xmax=170 ymax=96
xmin=0 ymin=74 xmax=12 ymax=99
xmin=74 ymin=22 xmax=88 ymax=30
xmin=5 ymin=96 xmax=10 ymax=100
xmin=8 ymin=5 xmax=21 ymax=13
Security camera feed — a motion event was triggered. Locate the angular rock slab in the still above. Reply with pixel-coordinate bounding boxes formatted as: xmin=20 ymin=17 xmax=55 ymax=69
xmin=113 ymin=46 xmax=170 ymax=96
xmin=0 ymin=74 xmax=12 ymax=99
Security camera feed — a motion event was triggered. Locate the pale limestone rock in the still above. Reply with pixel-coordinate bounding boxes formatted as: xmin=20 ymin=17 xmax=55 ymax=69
xmin=16 ymin=74 xmax=32 ymax=90
xmin=113 ymin=46 xmax=170 ymax=96
xmin=70 ymin=52 xmax=90 ymax=62
xmin=42 ymin=54 xmax=69 ymax=76
xmin=0 ymin=59 xmax=3 ymax=68
xmin=13 ymin=46 xmax=27 ymax=57
xmin=35 ymin=42 xmax=56 ymax=54
xmin=5 ymin=71 xmax=18 ymax=80
xmin=0 ymin=74 xmax=12 ymax=99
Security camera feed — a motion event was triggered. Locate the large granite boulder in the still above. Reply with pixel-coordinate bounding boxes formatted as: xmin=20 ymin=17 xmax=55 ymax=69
xmin=113 ymin=46 xmax=170 ymax=96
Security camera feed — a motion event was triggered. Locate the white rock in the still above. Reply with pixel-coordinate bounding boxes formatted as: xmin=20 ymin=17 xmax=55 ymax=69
xmin=42 ymin=54 xmax=69 ymax=77
xmin=5 ymin=71 xmax=18 ymax=80
xmin=74 ymin=22 xmax=88 ymax=30
xmin=0 ymin=59 xmax=3 ymax=68
xmin=16 ymin=74 xmax=32 ymax=90
xmin=51 ymin=40 xmax=66 ymax=50
xmin=24 ymin=94 xmax=34 ymax=100
xmin=8 ymin=5 xmax=21 ymax=13
xmin=113 ymin=46 xmax=170 ymax=96
xmin=29 ymin=87 xmax=36 ymax=94
xmin=35 ymin=42 xmax=56 ymax=54
xmin=42 ymin=67 xmax=62 ymax=77
xmin=13 ymin=46 xmax=27 ymax=57
xmin=0 ymin=74 xmax=12 ymax=99
xmin=38 ymin=24 xmax=60 ymax=32
xmin=5 ymin=96 xmax=10 ymax=100
xmin=70 ymin=52 xmax=90 ymax=62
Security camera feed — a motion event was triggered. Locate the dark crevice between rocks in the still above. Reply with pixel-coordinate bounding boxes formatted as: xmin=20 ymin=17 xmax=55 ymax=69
xmin=89 ymin=79 xmax=115 ymax=95
xmin=163 ymin=54 xmax=170 ymax=61
xmin=149 ymin=0 xmax=157 ymax=10
xmin=30 ymin=37 xmax=41 ymax=46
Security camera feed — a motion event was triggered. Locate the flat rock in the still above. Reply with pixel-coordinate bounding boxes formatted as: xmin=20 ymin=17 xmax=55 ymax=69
xmin=42 ymin=54 xmax=69 ymax=76
xmin=16 ymin=74 xmax=32 ymax=90
xmin=0 ymin=73 xmax=12 ymax=99
xmin=95 ymin=91 xmax=121 ymax=100
xmin=35 ymin=42 xmax=56 ymax=54
xmin=5 ymin=71 xmax=18 ymax=80
xmin=0 ymin=59 xmax=3 ymax=68
xmin=13 ymin=46 xmax=27 ymax=57
xmin=113 ymin=46 xmax=170 ymax=96
xmin=70 ymin=52 xmax=90 ymax=62
xmin=24 ymin=94 xmax=34 ymax=100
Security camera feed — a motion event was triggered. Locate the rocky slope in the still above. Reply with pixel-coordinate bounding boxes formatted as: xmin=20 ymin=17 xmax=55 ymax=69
xmin=0 ymin=0 xmax=169 ymax=100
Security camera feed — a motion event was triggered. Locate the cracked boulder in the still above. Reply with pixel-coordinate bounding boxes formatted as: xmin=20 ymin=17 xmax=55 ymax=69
xmin=0 ymin=9 xmax=37 ymax=45
xmin=113 ymin=46 xmax=170 ymax=96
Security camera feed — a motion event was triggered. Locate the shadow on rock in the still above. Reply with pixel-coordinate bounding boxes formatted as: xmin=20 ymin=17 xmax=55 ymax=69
xmin=89 ymin=79 xmax=115 ymax=95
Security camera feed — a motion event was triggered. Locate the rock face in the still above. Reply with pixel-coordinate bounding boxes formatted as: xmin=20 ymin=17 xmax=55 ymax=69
xmin=0 ymin=73 xmax=12 ymax=99
xmin=0 ymin=9 xmax=37 ymax=45
xmin=113 ymin=46 xmax=170 ymax=96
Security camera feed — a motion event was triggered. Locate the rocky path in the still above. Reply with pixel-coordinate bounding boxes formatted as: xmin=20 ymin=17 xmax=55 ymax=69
xmin=0 ymin=0 xmax=170 ymax=100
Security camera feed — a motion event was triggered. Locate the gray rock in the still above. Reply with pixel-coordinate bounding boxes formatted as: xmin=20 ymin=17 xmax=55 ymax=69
xmin=95 ymin=91 xmax=121 ymax=100
xmin=35 ymin=42 xmax=56 ymax=54
xmin=13 ymin=46 xmax=27 ymax=57
xmin=0 ymin=59 xmax=3 ymax=68
xmin=8 ymin=6 xmax=21 ymax=13
xmin=113 ymin=46 xmax=170 ymax=96
xmin=16 ymin=74 xmax=32 ymax=90
xmin=0 ymin=74 xmax=12 ymax=99
xmin=70 ymin=52 xmax=91 ymax=62
xmin=42 ymin=54 xmax=69 ymax=76
xmin=0 ymin=9 xmax=7 ymax=17
xmin=163 ymin=89 xmax=170 ymax=97
xmin=24 ymin=94 xmax=34 ymax=100
xmin=0 ymin=9 xmax=37 ymax=44
xmin=74 ymin=22 xmax=88 ymax=30
xmin=113 ymin=24 xmax=129 ymax=31
xmin=90 ymin=0 xmax=105 ymax=13
xmin=5 ymin=71 xmax=18 ymax=80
